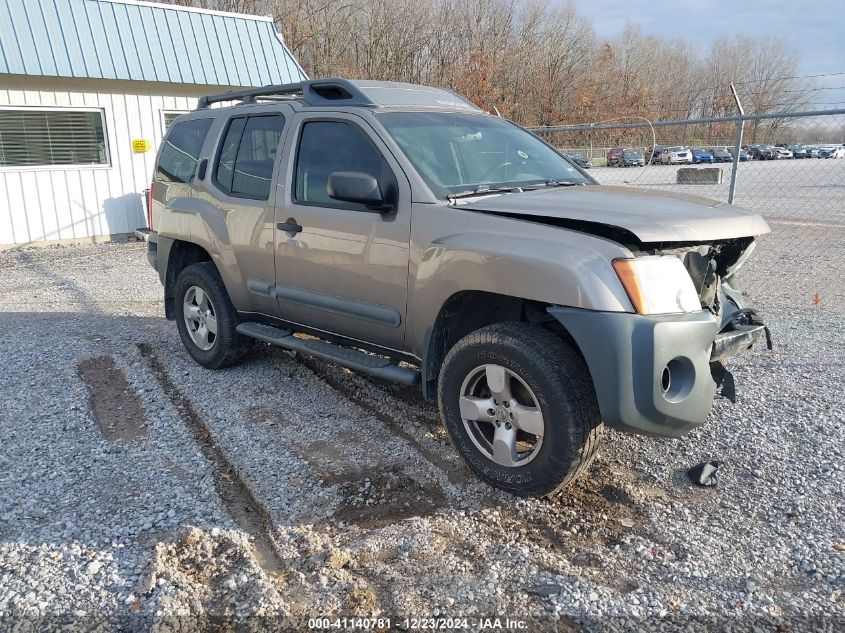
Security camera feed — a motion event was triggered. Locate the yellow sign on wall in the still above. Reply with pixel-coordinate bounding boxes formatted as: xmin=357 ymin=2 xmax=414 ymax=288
xmin=132 ymin=139 xmax=152 ymax=153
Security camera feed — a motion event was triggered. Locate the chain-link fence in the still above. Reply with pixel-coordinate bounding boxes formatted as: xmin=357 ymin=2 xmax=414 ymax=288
xmin=529 ymin=109 xmax=845 ymax=306
xmin=529 ymin=109 xmax=845 ymax=225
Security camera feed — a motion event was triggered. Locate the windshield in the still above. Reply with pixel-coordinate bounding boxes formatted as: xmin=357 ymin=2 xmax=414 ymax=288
xmin=624 ymin=151 xmax=641 ymax=158
xmin=377 ymin=112 xmax=591 ymax=198
xmin=668 ymin=146 xmax=684 ymax=152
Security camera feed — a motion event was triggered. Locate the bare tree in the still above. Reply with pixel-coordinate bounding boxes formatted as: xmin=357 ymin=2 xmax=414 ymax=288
xmin=161 ymin=0 xmax=816 ymax=127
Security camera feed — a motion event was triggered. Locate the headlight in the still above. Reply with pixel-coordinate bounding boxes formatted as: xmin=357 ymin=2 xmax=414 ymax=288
xmin=613 ymin=257 xmax=701 ymax=315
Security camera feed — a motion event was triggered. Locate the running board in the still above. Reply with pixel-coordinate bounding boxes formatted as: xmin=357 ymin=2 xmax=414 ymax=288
xmin=236 ymin=322 xmax=420 ymax=385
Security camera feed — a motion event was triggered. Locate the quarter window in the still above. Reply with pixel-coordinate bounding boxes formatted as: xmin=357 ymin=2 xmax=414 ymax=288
xmin=0 ymin=108 xmax=108 ymax=167
xmin=213 ymin=115 xmax=284 ymax=200
xmin=156 ymin=118 xmax=212 ymax=184
xmin=294 ymin=121 xmax=395 ymax=209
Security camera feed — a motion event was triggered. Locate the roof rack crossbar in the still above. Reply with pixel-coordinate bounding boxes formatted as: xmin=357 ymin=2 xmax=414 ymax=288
xmin=196 ymin=78 xmax=376 ymax=110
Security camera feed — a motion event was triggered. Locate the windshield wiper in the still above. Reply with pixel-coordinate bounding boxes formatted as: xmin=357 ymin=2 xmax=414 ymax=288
xmin=534 ymin=179 xmax=583 ymax=188
xmin=447 ymin=185 xmax=524 ymax=203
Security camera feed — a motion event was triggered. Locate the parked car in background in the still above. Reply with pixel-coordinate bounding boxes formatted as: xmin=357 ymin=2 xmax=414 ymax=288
xmin=647 ymin=145 xmax=663 ymax=164
xmin=691 ymin=148 xmax=714 ymax=164
xmin=749 ymin=146 xmax=777 ymax=160
xmin=606 ymin=147 xmax=625 ymax=167
xmin=567 ymin=153 xmax=592 ymax=169
xmin=660 ymin=146 xmax=692 ymax=164
xmin=819 ymin=145 xmax=845 ymax=158
xmin=727 ymin=147 xmax=749 ymax=161
xmin=620 ymin=150 xmax=645 ymax=167
xmin=775 ymin=147 xmax=793 ymax=159
xmin=788 ymin=144 xmax=810 ymax=158
xmin=807 ymin=145 xmax=821 ymax=157
xmin=709 ymin=148 xmax=732 ymax=163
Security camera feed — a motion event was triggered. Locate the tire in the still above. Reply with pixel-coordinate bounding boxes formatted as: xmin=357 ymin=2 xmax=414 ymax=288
xmin=173 ymin=262 xmax=249 ymax=369
xmin=438 ymin=322 xmax=603 ymax=497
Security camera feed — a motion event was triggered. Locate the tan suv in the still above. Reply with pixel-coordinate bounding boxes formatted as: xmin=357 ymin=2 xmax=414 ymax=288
xmin=146 ymin=79 xmax=771 ymax=497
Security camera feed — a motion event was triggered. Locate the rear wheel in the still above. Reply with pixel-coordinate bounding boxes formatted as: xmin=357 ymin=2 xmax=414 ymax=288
xmin=438 ymin=323 xmax=603 ymax=497
xmin=174 ymin=262 xmax=249 ymax=369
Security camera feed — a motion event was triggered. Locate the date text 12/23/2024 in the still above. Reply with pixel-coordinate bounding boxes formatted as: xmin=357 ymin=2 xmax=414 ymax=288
xmin=308 ymin=617 xmax=528 ymax=630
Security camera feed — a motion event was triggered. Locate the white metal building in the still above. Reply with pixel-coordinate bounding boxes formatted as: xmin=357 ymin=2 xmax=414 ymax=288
xmin=0 ymin=0 xmax=306 ymax=247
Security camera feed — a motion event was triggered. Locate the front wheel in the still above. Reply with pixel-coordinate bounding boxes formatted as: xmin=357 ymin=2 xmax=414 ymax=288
xmin=438 ymin=323 xmax=603 ymax=497
xmin=173 ymin=262 xmax=249 ymax=369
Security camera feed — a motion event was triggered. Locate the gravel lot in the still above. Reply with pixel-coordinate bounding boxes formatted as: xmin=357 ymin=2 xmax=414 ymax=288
xmin=1 ymin=222 xmax=843 ymax=631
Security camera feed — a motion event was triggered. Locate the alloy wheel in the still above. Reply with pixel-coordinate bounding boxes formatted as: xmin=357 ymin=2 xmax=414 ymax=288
xmin=458 ymin=364 xmax=545 ymax=467
xmin=183 ymin=285 xmax=218 ymax=351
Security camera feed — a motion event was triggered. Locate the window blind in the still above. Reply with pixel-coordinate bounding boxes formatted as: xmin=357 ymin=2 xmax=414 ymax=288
xmin=0 ymin=109 xmax=108 ymax=167
xmin=163 ymin=111 xmax=187 ymax=131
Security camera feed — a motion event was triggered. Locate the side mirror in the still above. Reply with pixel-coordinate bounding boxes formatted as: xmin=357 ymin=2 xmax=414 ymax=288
xmin=327 ymin=171 xmax=392 ymax=212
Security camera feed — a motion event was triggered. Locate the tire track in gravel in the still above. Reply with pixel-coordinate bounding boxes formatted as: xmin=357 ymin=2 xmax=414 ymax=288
xmin=78 ymin=355 xmax=149 ymax=443
xmin=136 ymin=342 xmax=286 ymax=576
xmin=299 ymin=356 xmax=475 ymax=486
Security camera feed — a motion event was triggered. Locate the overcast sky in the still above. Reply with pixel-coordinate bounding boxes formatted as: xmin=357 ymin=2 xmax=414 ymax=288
xmin=570 ymin=0 xmax=845 ymax=110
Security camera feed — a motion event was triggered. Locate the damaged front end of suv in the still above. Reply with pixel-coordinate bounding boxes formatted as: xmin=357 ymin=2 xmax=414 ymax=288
xmin=458 ymin=181 xmax=772 ymax=438
xmin=550 ymin=233 xmax=771 ymax=437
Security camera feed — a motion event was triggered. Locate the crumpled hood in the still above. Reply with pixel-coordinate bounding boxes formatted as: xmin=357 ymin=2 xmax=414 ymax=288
xmin=460 ymin=185 xmax=770 ymax=243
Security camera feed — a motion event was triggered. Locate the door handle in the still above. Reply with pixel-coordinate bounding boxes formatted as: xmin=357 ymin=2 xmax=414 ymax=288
xmin=277 ymin=219 xmax=302 ymax=234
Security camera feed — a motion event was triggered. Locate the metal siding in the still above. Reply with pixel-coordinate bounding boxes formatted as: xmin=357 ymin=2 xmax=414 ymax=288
xmin=114 ymin=4 xmax=144 ymax=80
xmin=249 ymin=20 xmax=273 ymax=86
xmin=85 ymin=1 xmax=116 ymax=79
xmin=66 ymin=0 xmax=98 ymax=77
xmin=198 ymin=13 xmax=225 ymax=85
xmin=41 ymin=0 xmax=73 ymax=77
xmin=31 ymin=0 xmax=60 ymax=77
xmin=253 ymin=22 xmax=277 ymax=83
xmin=237 ymin=19 xmax=262 ymax=86
xmin=100 ymin=2 xmax=131 ymax=80
xmin=164 ymin=10 xmax=190 ymax=83
xmin=210 ymin=15 xmax=238 ymax=86
xmin=276 ymin=33 xmax=299 ymax=82
xmin=1 ymin=0 xmax=306 ymax=86
xmin=219 ymin=16 xmax=248 ymax=86
xmin=7 ymin=0 xmax=42 ymax=75
xmin=133 ymin=6 xmax=162 ymax=81
xmin=49 ymin=167 xmax=72 ymax=239
xmin=6 ymin=173 xmax=30 ymax=245
xmin=0 ymin=1 xmax=12 ymax=75
xmin=151 ymin=9 xmax=176 ymax=83
xmin=179 ymin=11 xmax=211 ymax=84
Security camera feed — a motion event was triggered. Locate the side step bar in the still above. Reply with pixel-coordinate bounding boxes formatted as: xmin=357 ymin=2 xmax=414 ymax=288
xmin=236 ymin=322 xmax=420 ymax=385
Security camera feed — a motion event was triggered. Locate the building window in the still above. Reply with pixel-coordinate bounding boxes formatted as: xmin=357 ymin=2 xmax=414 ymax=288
xmin=0 ymin=108 xmax=108 ymax=167
xmin=162 ymin=111 xmax=189 ymax=132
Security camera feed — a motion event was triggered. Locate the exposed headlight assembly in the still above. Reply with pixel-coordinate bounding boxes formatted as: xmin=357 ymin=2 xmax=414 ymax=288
xmin=613 ymin=257 xmax=701 ymax=315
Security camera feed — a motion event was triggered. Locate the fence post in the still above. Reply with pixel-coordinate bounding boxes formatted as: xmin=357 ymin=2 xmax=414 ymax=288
xmin=728 ymin=82 xmax=745 ymax=205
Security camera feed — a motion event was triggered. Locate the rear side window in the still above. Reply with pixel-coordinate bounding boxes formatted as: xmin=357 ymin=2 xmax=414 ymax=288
xmin=294 ymin=121 xmax=394 ymax=209
xmin=214 ymin=117 xmax=246 ymax=193
xmin=156 ymin=118 xmax=212 ymax=183
xmin=213 ymin=114 xmax=285 ymax=200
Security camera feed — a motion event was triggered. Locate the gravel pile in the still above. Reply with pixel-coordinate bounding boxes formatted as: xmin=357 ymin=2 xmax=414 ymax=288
xmin=0 ymin=227 xmax=843 ymax=631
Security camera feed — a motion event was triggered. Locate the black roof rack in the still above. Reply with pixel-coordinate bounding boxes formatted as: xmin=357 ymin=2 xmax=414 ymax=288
xmin=196 ymin=78 xmax=376 ymax=110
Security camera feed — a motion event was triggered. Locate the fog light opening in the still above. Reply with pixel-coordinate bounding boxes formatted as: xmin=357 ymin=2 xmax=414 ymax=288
xmin=661 ymin=366 xmax=672 ymax=395
xmin=661 ymin=357 xmax=695 ymax=402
